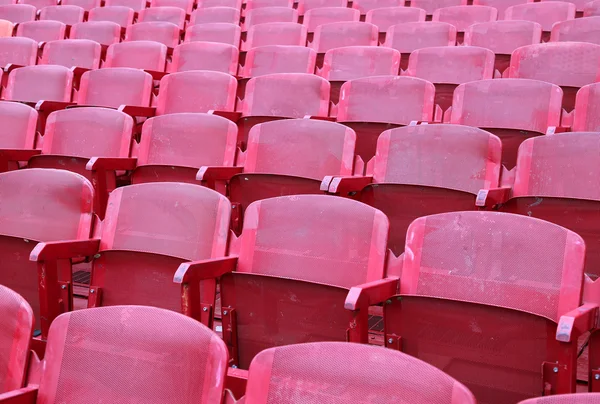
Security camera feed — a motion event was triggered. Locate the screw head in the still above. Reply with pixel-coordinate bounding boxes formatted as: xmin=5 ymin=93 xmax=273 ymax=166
xmin=553 ymin=367 xmax=559 ymax=373
xmin=223 ymin=310 xmax=228 ymax=315
xmin=202 ymin=307 xmax=208 ymax=312
xmin=595 ymin=374 xmax=600 ymax=380
xmin=90 ymin=289 xmax=95 ymax=293
xmin=231 ymin=365 xmax=238 ymax=369
xmin=387 ymin=338 xmax=393 ymax=344
xmin=61 ymin=285 xmax=66 ymax=290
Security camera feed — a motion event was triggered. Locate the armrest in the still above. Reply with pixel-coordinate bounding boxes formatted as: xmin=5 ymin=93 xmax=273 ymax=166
xmin=117 ymin=105 xmax=156 ymax=118
xmin=556 ymin=303 xmax=599 ymax=343
xmin=30 ymin=238 xmax=101 ymax=261
xmin=174 ymin=256 xmax=239 ymax=284
xmin=0 ymin=386 xmax=38 ymax=404
xmin=344 ymin=277 xmax=400 ymax=311
xmin=196 ymin=166 xmax=244 ymax=182
xmin=320 ymin=175 xmax=373 ymax=195
xmin=475 ymin=187 xmax=511 ymax=208
xmin=0 ymin=148 xmax=41 ymax=161
xmin=3 ymin=64 xmax=23 ymax=74
xmin=208 ymin=110 xmax=241 ymax=122
xmin=35 ymin=100 xmax=75 ymax=113
xmin=85 ymin=157 xmax=137 ymax=171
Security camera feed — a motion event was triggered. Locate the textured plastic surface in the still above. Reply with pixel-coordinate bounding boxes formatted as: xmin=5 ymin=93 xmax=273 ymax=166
xmin=241 ymin=45 xmax=316 ymax=77
xmin=310 ymin=21 xmax=377 ymax=53
xmin=243 ymin=7 xmax=297 ymax=31
xmin=39 ymin=5 xmax=85 ymax=25
xmin=0 ymin=101 xmax=37 ymax=149
xmin=302 ymin=7 xmax=360 ymax=33
xmin=61 ymin=0 xmax=100 ymax=11
xmin=505 ymin=1 xmax=576 ymax=31
xmin=125 ymin=21 xmax=181 ymax=48
xmin=189 ymin=7 xmax=240 ymax=25
xmin=245 ymin=0 xmax=293 ymax=12
xmin=88 ymin=6 xmax=135 ymax=27
xmin=299 ymin=0 xmax=346 ymax=14
xmin=70 ymin=21 xmax=121 ymax=47
xmin=432 ymin=5 xmax=498 ymax=32
xmin=0 ymin=4 xmax=35 ymax=23
xmin=519 ymin=393 xmax=600 ymax=403
xmin=105 ymin=0 xmax=146 ymax=10
xmin=196 ymin=0 xmax=242 ymax=8
xmin=473 ymin=0 xmax=528 ymax=18
xmin=351 ymin=0 xmax=404 ymax=15
xmin=5 ymin=65 xmax=73 ymax=103
xmin=243 ymin=22 xmax=307 ymax=51
xmin=585 ymin=0 xmax=600 ymax=16
xmin=78 ymin=67 xmax=153 ymax=108
xmin=573 ymin=83 xmax=600 ymax=132
xmin=171 ymin=42 xmax=239 ymax=75
xmin=0 ymin=37 xmax=37 ymax=68
xmin=152 ymin=0 xmax=194 ymax=13
xmin=105 ymin=40 xmax=168 ymax=72
xmin=365 ymin=6 xmax=426 ymax=33
xmin=40 ymin=39 xmax=101 ymax=70
xmin=245 ymin=342 xmax=477 ymax=403
xmin=320 ymin=46 xmax=400 ymax=81
xmin=550 ymin=17 xmax=600 ymax=45
xmin=410 ymin=0 xmax=465 ymax=15
xmin=16 ymin=20 xmax=66 ymax=43
xmin=383 ymin=21 xmax=457 ymax=54
xmin=138 ymin=6 xmax=186 ymax=29
xmin=184 ymin=22 xmax=241 ymax=45
xmin=464 ymin=20 xmax=542 ymax=55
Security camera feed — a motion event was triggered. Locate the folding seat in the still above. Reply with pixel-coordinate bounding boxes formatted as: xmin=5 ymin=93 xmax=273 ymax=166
xmin=298 ymin=0 xmax=346 ymax=15
xmin=550 ymin=17 xmax=600 ymax=45
xmin=464 ymin=20 xmax=542 ymax=76
xmin=18 ymin=0 xmax=55 ymax=9
xmin=197 ymin=0 xmax=242 ymax=8
xmin=449 ymin=78 xmax=562 ymax=168
xmin=0 ymin=169 xmax=94 ymax=337
xmin=174 ymin=194 xmax=398 ymax=368
xmin=105 ymin=41 xmax=168 ymax=79
xmin=383 ymin=22 xmax=456 ymax=70
xmin=573 ymin=83 xmax=600 ymax=132
xmin=505 ymin=1 xmax=576 ymax=41
xmin=319 ymin=46 xmax=400 ymax=104
xmin=309 ymin=21 xmax=378 ymax=56
xmin=410 ymin=0 xmax=465 ymax=16
xmin=70 ymin=21 xmax=121 ymax=48
xmin=104 ymin=0 xmax=146 ymax=10
xmin=351 ymin=0 xmax=404 ymax=15
xmin=170 ymin=42 xmax=238 ymax=74
xmin=244 ymin=0 xmax=293 ymax=15
xmin=520 ymin=395 xmax=600 ymax=403
xmin=125 ymin=21 xmax=181 ymax=49
xmin=62 ymin=0 xmax=101 ymax=11
xmin=152 ymin=0 xmax=194 ymax=13
xmin=3 ymin=65 xmax=73 ymax=107
xmin=0 ymin=19 xmax=12 ymax=38
xmin=508 ymin=42 xmax=600 ymax=111
xmin=542 ymin=0 xmax=589 ymax=15
xmin=242 ymin=7 xmax=298 ymax=31
xmin=239 ymin=45 xmax=316 ymax=77
xmin=184 ymin=22 xmax=240 ymax=45
xmin=39 ymin=5 xmax=85 ymax=25
xmin=77 ymin=67 xmax=153 ymax=109
xmin=403 ymin=45 xmax=495 ymax=111
xmin=334 ymin=76 xmax=435 ymax=162
xmin=0 ymin=37 xmax=37 ymax=70
xmin=585 ymin=0 xmax=600 ymax=16
xmin=365 ymin=7 xmax=426 ymax=42
xmin=432 ymin=5 xmax=497 ymax=43
xmin=0 ymin=4 xmax=36 ymax=23
xmin=0 ymin=306 xmax=229 ymax=403
xmin=473 ymin=0 xmax=528 ymax=19
xmin=383 ymin=211 xmax=592 ymax=403
xmin=302 ymin=7 xmax=360 ymax=43
xmin=0 ymin=285 xmax=34 ymax=395
xmin=0 ymin=101 xmax=37 ymax=172
xmin=40 ymin=39 xmax=102 ymax=72
xmin=241 ymin=22 xmax=307 ymax=51
xmin=32 ymin=183 xmax=231 ymax=328
xmin=244 ymin=342 xmax=477 ymax=403
xmin=88 ymin=6 xmax=135 ymax=27
xmin=138 ymin=6 xmax=186 ymax=29
xmin=189 ymin=7 xmax=240 ymax=25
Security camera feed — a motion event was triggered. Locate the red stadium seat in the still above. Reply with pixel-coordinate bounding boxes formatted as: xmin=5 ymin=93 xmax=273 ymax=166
xmin=40 ymin=39 xmax=102 ymax=71
xmin=473 ymin=0 xmax=528 ymax=19
xmin=197 ymin=0 xmax=241 ymax=8
xmin=105 ymin=41 xmax=168 ymax=78
xmin=351 ymin=0 xmax=405 ymax=15
xmin=298 ymin=0 xmax=346 ymax=15
xmin=125 ymin=21 xmax=181 ymax=49
xmin=302 ymin=7 xmax=360 ymax=38
xmin=505 ymin=1 xmax=576 ymax=40
xmin=77 ymin=67 xmax=153 ymax=108
xmin=152 ymin=0 xmax=194 ymax=13
xmin=519 ymin=394 xmax=600 ymax=403
xmin=1 ymin=306 xmax=229 ymax=403
xmin=573 ymin=83 xmax=600 ymax=132
xmin=38 ymin=5 xmax=84 ymax=25
xmin=384 ymin=210 xmax=591 ymax=402
xmin=508 ymin=42 xmax=600 ymax=111
xmin=70 ymin=21 xmax=121 ymax=48
xmin=184 ymin=22 xmax=241 ymax=46
xmin=104 ymin=0 xmax=146 ymax=10
xmin=464 ymin=20 xmax=542 ymax=76
xmin=174 ymin=194 xmax=397 ymax=368
xmin=61 ymin=0 xmax=100 ymax=11
xmin=0 ymin=285 xmax=33 ymax=395
xmin=410 ymin=0 xmax=465 ymax=16
xmin=432 ymin=5 xmax=497 ymax=43
xmin=170 ymin=42 xmax=239 ymax=74
xmin=0 ymin=37 xmax=37 ymax=69
xmin=88 ymin=6 xmax=135 ymax=27
xmin=541 ymin=0 xmax=589 ymax=13
xmin=244 ymin=0 xmax=293 ymax=15
xmin=449 ymin=78 xmax=563 ymax=167
xmin=16 ymin=20 xmax=65 ymax=42
xmin=244 ymin=342 xmax=477 ymax=403
xmin=242 ymin=7 xmax=298 ymax=31
xmin=335 ymin=76 xmax=436 ymax=162
xmin=550 ymin=16 xmax=600 ymax=45
xmin=19 ymin=0 xmax=55 ymax=9
xmin=0 ymin=4 xmax=35 ymax=23
xmin=0 ymin=101 xmax=37 ymax=171
xmin=403 ymin=45 xmax=495 ymax=111
xmin=585 ymin=0 xmax=600 ymax=16
xmin=241 ymin=22 xmax=307 ymax=51
xmin=365 ymin=6 xmax=426 ymax=42
xmin=138 ymin=6 xmax=186 ymax=29
xmin=309 ymin=21 xmax=378 ymax=54
xmin=189 ymin=6 xmax=240 ymax=25
xmin=240 ymin=45 xmax=316 ymax=77
xmin=4 ymin=65 xmax=73 ymax=104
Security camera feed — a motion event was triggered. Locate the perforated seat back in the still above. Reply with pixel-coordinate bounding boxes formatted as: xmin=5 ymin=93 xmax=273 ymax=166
xmin=432 ymin=5 xmax=497 ymax=32
xmin=70 ymin=21 xmax=121 ymax=47
xmin=0 ymin=4 xmax=35 ymax=23
xmin=40 ymin=39 xmax=101 ymax=70
xmin=372 ymin=124 xmax=502 ymax=193
xmin=242 ymin=73 xmax=329 ymax=118
xmin=310 ymin=21 xmax=377 ymax=53
xmin=302 ymin=7 xmax=359 ymax=33
xmin=320 ymin=46 xmax=400 ymax=81
xmin=0 ymin=37 xmax=37 ymax=67
xmin=0 ymin=101 xmax=37 ymax=149
xmin=450 ymin=79 xmax=563 ymax=133
xmin=88 ymin=6 xmax=135 ymax=27
xmin=505 ymin=1 xmax=575 ymax=31
xmin=512 ymin=132 xmax=600 ymax=201
xmin=244 ymin=22 xmax=307 ymax=50
xmin=410 ymin=0 xmax=465 ymax=15
xmin=464 ymin=20 xmax=542 ymax=55
xmin=189 ymin=7 xmax=240 ymax=25
xmin=0 ymin=285 xmax=33 ymax=394
xmin=245 ymin=119 xmax=355 ymax=180
xmin=105 ymin=40 xmax=168 ymax=72
xmin=125 ymin=21 xmax=180 ymax=48
xmin=337 ymin=76 xmax=435 ymax=125
xmin=473 ymin=0 xmax=527 ymax=18
xmin=519 ymin=393 xmax=600 ymax=403
xmin=550 ymin=17 xmax=600 ymax=45
xmin=573 ymin=83 xmax=600 ymax=132
xmin=401 ymin=211 xmax=585 ymax=321
xmin=241 ymin=45 xmax=316 ymax=77
xmin=245 ymin=342 xmax=477 ymax=404
xmin=78 ymin=67 xmax=153 ymax=108
xmin=100 ymin=183 xmax=230 ymax=260
xmin=138 ymin=6 xmax=186 ymax=29
xmin=37 ymin=306 xmax=228 ymax=404
xmin=5 ymin=65 xmax=72 ymax=103
xmin=383 ymin=21 xmax=456 ymax=53
xmin=237 ymin=195 xmax=389 ymax=288
xmin=351 ymin=0 xmax=404 ymax=15
xmin=185 ymin=22 xmax=241 ymax=45
xmin=16 ymin=20 xmax=65 ymax=43
xmin=39 ymin=5 xmax=85 ymax=25
xmin=171 ymin=42 xmax=239 ymax=75
xmin=365 ymin=7 xmax=426 ymax=33
xmin=243 ymin=7 xmax=297 ymax=31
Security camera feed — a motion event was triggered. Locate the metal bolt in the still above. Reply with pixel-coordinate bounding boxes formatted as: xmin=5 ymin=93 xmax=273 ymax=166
xmin=223 ymin=310 xmax=228 ymax=315
xmin=202 ymin=307 xmax=208 ymax=312
xmin=61 ymin=285 xmax=66 ymax=290
xmin=387 ymin=338 xmax=393 ymax=344
xmin=595 ymin=374 xmax=600 ymax=380
xmin=553 ymin=367 xmax=559 ymax=373
xmin=231 ymin=365 xmax=238 ymax=369
xmin=90 ymin=289 xmax=95 ymax=293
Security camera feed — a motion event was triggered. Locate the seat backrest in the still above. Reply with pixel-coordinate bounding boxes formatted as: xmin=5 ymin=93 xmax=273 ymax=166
xmin=244 ymin=119 xmax=355 ymax=180
xmin=0 ymin=18 xmax=12 ymax=38
xmin=88 ymin=6 xmax=135 ymax=27
xmin=0 ymin=285 xmax=33 ymax=394
xmin=61 ymin=0 xmax=100 ymax=11
xmin=237 ymin=195 xmax=389 ymax=288
xmin=243 ymin=22 xmax=306 ymax=50
xmin=302 ymin=7 xmax=359 ymax=33
xmin=152 ymin=0 xmax=194 ymax=13
xmin=464 ymin=20 xmax=542 ymax=55
xmin=245 ymin=0 xmax=293 ymax=12
xmin=156 ymin=70 xmax=237 ymax=115
xmin=105 ymin=40 xmax=168 ymax=72
xmin=99 ymin=183 xmax=230 ymax=259
xmin=505 ymin=1 xmax=575 ymax=31
xmin=519 ymin=393 xmax=600 ymax=403
xmin=104 ymin=0 xmax=146 ymax=11
xmin=337 ymin=76 xmax=435 ymax=125
xmin=298 ymin=0 xmax=346 ymax=15
xmin=189 ymin=7 xmax=240 ymax=25
xmin=40 ymin=39 xmax=101 ymax=70
xmin=351 ymin=0 xmax=404 ymax=15
xmin=70 ymin=21 xmax=121 ymax=47
xmin=0 ymin=101 xmax=37 ymax=149
xmin=137 ymin=113 xmax=238 ymax=168
xmin=320 ymin=46 xmax=400 ymax=81
xmin=78 ymin=67 xmax=153 ymax=108
xmin=138 ymin=6 xmax=186 ymax=28
xmin=383 ymin=21 xmax=456 ymax=53
xmin=432 ymin=5 xmax=497 ymax=32
xmin=0 ymin=37 xmax=37 ymax=68
xmin=573 ymin=83 xmax=600 ymax=132
xmin=125 ymin=21 xmax=180 ymax=48
xmin=42 ymin=108 xmax=133 ymax=159
xmin=410 ymin=0 xmax=465 ymax=15
xmin=585 ymin=0 xmax=600 ymax=16
xmin=401 ymin=211 xmax=585 ymax=322
xmin=371 ymin=124 xmax=501 ymax=194
xmin=0 ymin=4 xmax=36 ymax=23
xmin=184 ymin=22 xmax=241 ymax=45
xmin=37 ymin=306 xmax=228 ymax=404
xmin=512 ymin=132 xmax=600 ymax=201
xmin=310 ymin=21 xmax=377 ymax=53
xmin=365 ymin=6 xmax=426 ymax=33
xmin=450 ymin=78 xmax=563 ymax=133
xmin=39 ymin=5 xmax=85 ymax=25
xmin=473 ymin=0 xmax=527 ymax=18
xmin=550 ymin=17 xmax=600 ymax=45
xmin=241 ymin=45 xmax=316 ymax=77
xmin=196 ymin=0 xmax=241 ymax=9
xmin=16 ymin=20 xmax=66 ymax=42
xmin=5 ymin=65 xmax=72 ymax=103
xmin=245 ymin=342 xmax=477 ymax=404
xmin=509 ymin=42 xmax=600 ymax=88
xmin=243 ymin=7 xmax=297 ymax=31
xmin=170 ymin=42 xmax=239 ymax=74
xmin=404 ymin=45 xmax=494 ymax=85
xmin=242 ymin=73 xmax=329 ymax=118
